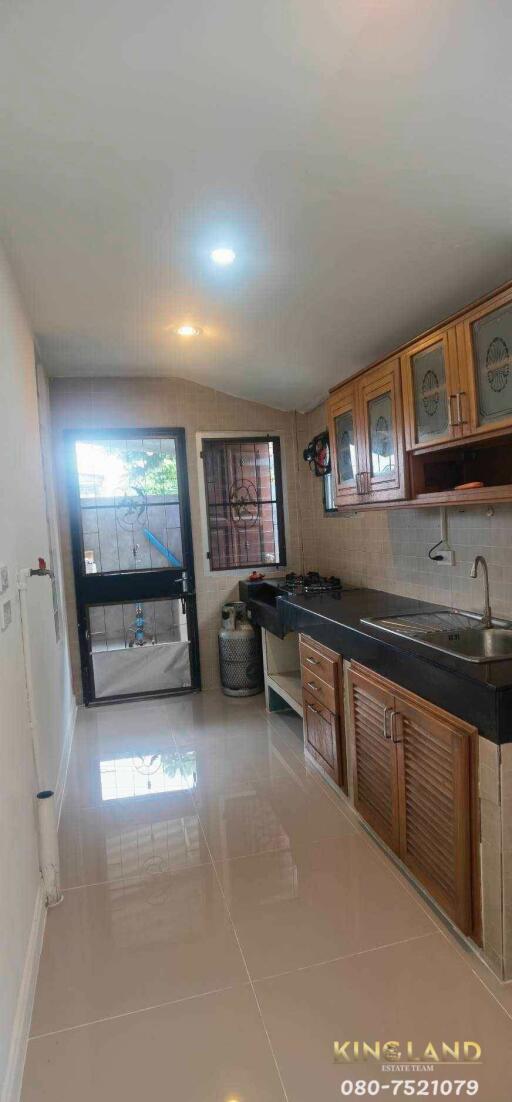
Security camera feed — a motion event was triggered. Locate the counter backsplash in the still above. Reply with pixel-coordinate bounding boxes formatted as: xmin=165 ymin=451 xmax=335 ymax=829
xmin=298 ymin=405 xmax=512 ymax=620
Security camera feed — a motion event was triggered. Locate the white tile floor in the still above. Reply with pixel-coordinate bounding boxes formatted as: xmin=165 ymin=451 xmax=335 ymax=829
xmin=21 ymin=691 xmax=512 ymax=1100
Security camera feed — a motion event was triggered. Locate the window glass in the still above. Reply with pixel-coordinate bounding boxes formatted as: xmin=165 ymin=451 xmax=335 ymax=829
xmin=202 ymin=437 xmax=286 ymax=570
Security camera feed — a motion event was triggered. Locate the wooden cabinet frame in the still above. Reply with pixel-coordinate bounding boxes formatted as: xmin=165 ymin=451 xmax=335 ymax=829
xmin=348 ymin=664 xmax=401 ymax=851
xmin=401 ymin=327 xmax=462 ymax=451
xmin=327 ymin=381 xmax=363 ymax=507
xmin=299 ymin=634 xmax=347 ymax=792
xmin=328 ymin=359 xmax=408 ymax=507
xmin=303 ymin=691 xmax=343 ymax=787
xmin=457 ymin=284 xmax=512 ymax=441
xmin=347 ymin=662 xmax=479 ymax=937
xmin=327 ymin=280 xmax=512 ymax=511
xmin=358 ymin=357 xmax=408 ymax=503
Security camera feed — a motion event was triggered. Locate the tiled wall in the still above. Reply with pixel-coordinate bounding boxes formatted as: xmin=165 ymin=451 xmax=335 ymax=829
xmin=299 ymin=402 xmax=512 ymax=976
xmin=50 ymin=377 xmax=303 ymax=697
xmin=299 ymin=402 xmax=512 ymax=619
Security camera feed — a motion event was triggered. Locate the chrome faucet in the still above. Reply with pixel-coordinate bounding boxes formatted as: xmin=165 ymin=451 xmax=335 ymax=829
xmin=470 ymin=555 xmax=492 ymax=628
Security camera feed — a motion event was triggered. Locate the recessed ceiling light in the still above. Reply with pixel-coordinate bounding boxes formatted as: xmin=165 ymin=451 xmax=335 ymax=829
xmin=211 ymin=247 xmax=236 ymax=266
xmin=174 ymin=325 xmax=202 ymax=337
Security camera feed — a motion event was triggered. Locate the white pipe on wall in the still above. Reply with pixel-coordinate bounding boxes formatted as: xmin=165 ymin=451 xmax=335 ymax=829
xmin=17 ymin=566 xmax=63 ymax=908
xmin=36 ymin=792 xmax=62 ymax=907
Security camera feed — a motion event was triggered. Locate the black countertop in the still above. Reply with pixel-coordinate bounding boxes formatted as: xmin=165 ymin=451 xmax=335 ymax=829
xmin=241 ymin=580 xmax=512 ymax=743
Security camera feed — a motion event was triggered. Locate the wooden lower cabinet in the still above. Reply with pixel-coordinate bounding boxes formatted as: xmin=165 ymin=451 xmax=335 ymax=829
xmin=303 ymin=691 xmax=342 ymax=786
xmin=348 ymin=662 xmax=476 ymax=936
xmin=300 ymin=634 xmax=346 ymax=791
xmin=348 ymin=665 xmax=401 ymax=852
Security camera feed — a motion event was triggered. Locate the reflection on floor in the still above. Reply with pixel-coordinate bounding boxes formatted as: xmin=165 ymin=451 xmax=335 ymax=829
xmin=22 ymin=692 xmax=512 ymax=1101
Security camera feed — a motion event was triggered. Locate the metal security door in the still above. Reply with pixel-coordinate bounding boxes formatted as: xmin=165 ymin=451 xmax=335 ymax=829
xmin=67 ymin=429 xmax=200 ymax=704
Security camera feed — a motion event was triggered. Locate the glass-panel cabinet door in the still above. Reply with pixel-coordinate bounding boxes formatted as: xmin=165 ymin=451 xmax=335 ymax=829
xmin=359 ymin=358 xmax=408 ymax=502
xmin=401 ymin=330 xmax=461 ymax=449
xmin=335 ymin=408 xmax=357 ymax=483
xmin=368 ymin=390 xmax=395 ymax=480
xmin=468 ymin=299 xmax=512 ymax=431
xmin=327 ymin=382 xmax=362 ymax=505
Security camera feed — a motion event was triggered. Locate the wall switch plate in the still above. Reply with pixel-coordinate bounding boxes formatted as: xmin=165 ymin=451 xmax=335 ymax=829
xmin=435 ymin=549 xmax=455 ymax=567
xmin=0 ymin=564 xmax=8 ymax=593
xmin=1 ymin=599 xmax=12 ymax=631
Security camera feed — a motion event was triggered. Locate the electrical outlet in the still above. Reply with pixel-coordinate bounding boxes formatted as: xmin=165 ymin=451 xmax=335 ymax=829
xmin=1 ymin=599 xmax=12 ymax=631
xmin=0 ymin=563 xmax=8 ymax=593
xmin=434 ymin=548 xmax=455 ymax=567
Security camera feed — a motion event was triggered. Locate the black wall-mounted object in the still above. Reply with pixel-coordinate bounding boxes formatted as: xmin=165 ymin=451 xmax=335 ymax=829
xmin=303 ymin=430 xmax=331 ymax=476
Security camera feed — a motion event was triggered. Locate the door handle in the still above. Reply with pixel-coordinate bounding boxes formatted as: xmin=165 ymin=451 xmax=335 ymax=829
xmin=456 ymin=391 xmax=468 ymax=426
xmin=306 ymin=656 xmax=320 ymax=666
xmin=307 ymin=681 xmax=319 ymax=692
xmin=390 ymin=710 xmax=403 ymax=743
xmin=383 ymin=706 xmax=393 ymax=740
xmin=448 ymin=394 xmax=458 ymax=427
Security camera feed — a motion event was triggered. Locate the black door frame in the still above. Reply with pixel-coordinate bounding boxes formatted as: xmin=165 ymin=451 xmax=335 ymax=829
xmin=65 ymin=427 xmax=201 ymax=705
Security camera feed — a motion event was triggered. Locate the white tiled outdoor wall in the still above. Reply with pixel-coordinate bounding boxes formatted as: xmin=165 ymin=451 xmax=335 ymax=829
xmin=50 ymin=376 xmax=303 ymax=697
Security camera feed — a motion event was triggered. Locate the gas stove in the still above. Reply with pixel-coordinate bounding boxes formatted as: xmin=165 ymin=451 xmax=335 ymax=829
xmin=283 ymin=571 xmax=342 ymax=596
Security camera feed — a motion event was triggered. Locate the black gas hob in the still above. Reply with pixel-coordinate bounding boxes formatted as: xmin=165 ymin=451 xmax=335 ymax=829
xmin=282 ymin=571 xmax=342 ymax=596
xmin=239 ymin=571 xmax=345 ymax=637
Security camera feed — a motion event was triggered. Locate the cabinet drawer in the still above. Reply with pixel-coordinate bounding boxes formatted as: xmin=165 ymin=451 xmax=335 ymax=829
xmin=299 ymin=638 xmax=337 ymax=687
xmin=303 ymin=690 xmax=342 ymax=785
xmin=300 ymin=666 xmax=336 ymax=712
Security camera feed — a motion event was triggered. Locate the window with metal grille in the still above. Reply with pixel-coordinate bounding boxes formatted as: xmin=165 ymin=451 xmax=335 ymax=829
xmin=201 ymin=436 xmax=286 ymax=571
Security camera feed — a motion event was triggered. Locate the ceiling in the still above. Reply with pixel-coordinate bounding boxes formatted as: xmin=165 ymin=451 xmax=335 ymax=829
xmin=1 ymin=0 xmax=511 ymax=412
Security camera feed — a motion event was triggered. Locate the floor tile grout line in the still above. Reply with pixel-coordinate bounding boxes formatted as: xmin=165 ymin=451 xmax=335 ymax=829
xmin=188 ymin=780 xmax=290 ymax=1102
xmin=252 ymin=930 xmax=440 ymax=985
xmin=59 ymin=855 xmax=215 ymax=893
xmin=434 ymin=924 xmax=512 ymax=1022
xmin=28 ymin=982 xmax=252 ymax=1041
xmin=59 ymin=706 xmax=512 ymax=1066
xmin=267 ymin=714 xmax=512 ymax=1009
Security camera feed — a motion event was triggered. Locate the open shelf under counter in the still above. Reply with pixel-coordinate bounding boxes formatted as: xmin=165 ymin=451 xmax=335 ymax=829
xmin=261 ymin=627 xmax=303 ymax=718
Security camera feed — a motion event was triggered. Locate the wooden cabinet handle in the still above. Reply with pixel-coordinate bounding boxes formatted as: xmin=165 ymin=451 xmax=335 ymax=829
xmin=448 ymin=394 xmax=456 ymax=426
xmin=391 ymin=710 xmax=403 ymax=743
xmin=383 ymin=706 xmax=393 ymax=740
xmin=456 ymin=391 xmax=468 ymax=426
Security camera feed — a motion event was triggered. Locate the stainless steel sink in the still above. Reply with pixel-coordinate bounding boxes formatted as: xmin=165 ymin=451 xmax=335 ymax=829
xmin=423 ymin=626 xmax=512 ymax=661
xmin=361 ymin=610 xmax=512 ymax=663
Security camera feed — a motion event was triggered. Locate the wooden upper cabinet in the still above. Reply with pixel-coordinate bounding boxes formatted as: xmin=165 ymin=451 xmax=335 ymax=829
xmin=327 ymin=381 xmax=363 ymax=506
xmin=358 ymin=357 xmax=408 ymax=502
xmin=457 ymin=285 xmax=512 ymax=439
xmin=348 ymin=664 xmax=401 ymax=853
xmin=327 ymin=359 xmax=407 ymax=506
xmin=401 ymin=327 xmax=462 ymax=450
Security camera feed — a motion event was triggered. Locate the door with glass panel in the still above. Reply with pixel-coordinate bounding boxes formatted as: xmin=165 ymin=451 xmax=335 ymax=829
xmin=401 ymin=327 xmax=462 ymax=450
xmin=327 ymin=382 xmax=364 ymax=506
xmin=358 ymin=357 xmax=408 ymax=502
xmin=67 ymin=429 xmax=200 ymax=704
xmin=459 ymin=287 xmax=512 ymax=438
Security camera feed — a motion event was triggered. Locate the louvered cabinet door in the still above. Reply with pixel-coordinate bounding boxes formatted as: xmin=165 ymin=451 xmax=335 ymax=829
xmin=348 ymin=667 xmax=401 ymax=852
xmin=394 ymin=699 xmax=472 ymax=934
